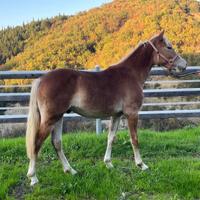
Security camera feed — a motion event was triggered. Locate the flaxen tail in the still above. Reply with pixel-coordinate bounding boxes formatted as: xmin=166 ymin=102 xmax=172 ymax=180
xmin=26 ymin=78 xmax=41 ymax=159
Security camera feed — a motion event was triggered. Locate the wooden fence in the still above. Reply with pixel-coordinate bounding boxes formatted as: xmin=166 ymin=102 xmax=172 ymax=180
xmin=1 ymin=66 xmax=200 ymax=134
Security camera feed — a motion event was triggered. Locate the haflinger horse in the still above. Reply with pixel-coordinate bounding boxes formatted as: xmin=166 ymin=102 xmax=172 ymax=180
xmin=26 ymin=31 xmax=187 ymax=186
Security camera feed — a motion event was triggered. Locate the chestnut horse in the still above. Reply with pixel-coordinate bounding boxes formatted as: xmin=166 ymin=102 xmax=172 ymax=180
xmin=26 ymin=31 xmax=187 ymax=185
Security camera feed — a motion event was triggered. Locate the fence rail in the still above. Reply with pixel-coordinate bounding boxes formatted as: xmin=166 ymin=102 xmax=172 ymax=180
xmin=1 ymin=88 xmax=200 ymax=102
xmin=1 ymin=66 xmax=200 ymax=134
xmin=0 ymin=66 xmax=199 ymax=79
xmin=1 ymin=109 xmax=200 ymax=124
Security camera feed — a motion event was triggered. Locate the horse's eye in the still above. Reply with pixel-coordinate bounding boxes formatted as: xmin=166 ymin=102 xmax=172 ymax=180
xmin=167 ymin=46 xmax=172 ymax=50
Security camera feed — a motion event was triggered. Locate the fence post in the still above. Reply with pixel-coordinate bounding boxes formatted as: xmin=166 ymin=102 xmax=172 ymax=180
xmin=95 ymin=65 xmax=102 ymax=135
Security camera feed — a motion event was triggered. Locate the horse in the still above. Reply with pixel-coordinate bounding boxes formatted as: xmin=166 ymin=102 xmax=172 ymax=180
xmin=26 ymin=31 xmax=187 ymax=186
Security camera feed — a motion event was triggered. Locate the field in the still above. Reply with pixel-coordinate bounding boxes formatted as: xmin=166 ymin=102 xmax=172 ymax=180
xmin=1 ymin=127 xmax=200 ymax=200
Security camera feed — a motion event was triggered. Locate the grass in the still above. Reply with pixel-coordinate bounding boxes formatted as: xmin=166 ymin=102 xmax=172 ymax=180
xmin=0 ymin=127 xmax=200 ymax=199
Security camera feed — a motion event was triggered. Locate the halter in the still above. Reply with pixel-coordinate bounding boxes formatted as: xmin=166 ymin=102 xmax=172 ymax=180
xmin=147 ymin=40 xmax=179 ymax=70
xmin=145 ymin=40 xmax=200 ymax=78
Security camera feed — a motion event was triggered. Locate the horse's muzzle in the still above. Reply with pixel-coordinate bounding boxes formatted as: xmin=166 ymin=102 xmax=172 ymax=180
xmin=171 ymin=57 xmax=187 ymax=74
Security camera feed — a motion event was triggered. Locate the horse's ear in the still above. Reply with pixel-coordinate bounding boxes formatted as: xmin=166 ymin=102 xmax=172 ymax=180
xmin=158 ymin=30 xmax=164 ymax=39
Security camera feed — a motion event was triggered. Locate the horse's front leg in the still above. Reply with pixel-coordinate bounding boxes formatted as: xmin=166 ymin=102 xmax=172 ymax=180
xmin=104 ymin=116 xmax=120 ymax=168
xmin=127 ymin=113 xmax=148 ymax=170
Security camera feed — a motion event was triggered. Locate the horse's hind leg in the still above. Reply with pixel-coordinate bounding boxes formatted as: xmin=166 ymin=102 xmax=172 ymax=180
xmin=104 ymin=116 xmax=120 ymax=168
xmin=28 ymin=121 xmax=53 ymax=186
xmin=51 ymin=118 xmax=77 ymax=175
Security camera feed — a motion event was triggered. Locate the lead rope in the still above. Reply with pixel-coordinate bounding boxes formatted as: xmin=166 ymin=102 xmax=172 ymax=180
xmin=160 ymin=64 xmax=200 ymax=78
xmin=169 ymin=70 xmax=200 ymax=78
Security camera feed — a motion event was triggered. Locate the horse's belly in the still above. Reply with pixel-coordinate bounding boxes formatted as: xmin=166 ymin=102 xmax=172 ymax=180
xmin=70 ymin=106 xmax=122 ymax=119
xmin=70 ymin=88 xmax=123 ymax=118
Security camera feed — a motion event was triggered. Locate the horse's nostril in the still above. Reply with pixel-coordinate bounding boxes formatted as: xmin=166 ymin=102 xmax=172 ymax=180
xmin=178 ymin=65 xmax=186 ymax=71
xmin=183 ymin=65 xmax=187 ymax=71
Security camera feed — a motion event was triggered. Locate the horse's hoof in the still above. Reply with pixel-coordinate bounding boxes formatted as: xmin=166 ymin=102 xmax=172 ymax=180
xmin=137 ymin=162 xmax=149 ymax=171
xmin=70 ymin=168 xmax=78 ymax=175
xmin=141 ymin=163 xmax=149 ymax=171
xmin=64 ymin=168 xmax=77 ymax=175
xmin=105 ymin=161 xmax=114 ymax=169
xmin=30 ymin=175 xmax=39 ymax=186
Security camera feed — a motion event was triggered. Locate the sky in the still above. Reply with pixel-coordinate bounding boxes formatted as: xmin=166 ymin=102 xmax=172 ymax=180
xmin=0 ymin=0 xmax=112 ymax=29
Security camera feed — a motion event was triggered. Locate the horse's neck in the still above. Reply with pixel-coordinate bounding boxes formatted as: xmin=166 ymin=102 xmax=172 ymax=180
xmin=119 ymin=43 xmax=154 ymax=84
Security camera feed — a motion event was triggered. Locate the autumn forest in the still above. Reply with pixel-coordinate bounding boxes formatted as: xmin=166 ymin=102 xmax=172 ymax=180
xmin=0 ymin=0 xmax=200 ymax=72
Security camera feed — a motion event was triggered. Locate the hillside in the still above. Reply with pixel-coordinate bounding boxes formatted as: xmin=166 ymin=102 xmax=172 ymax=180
xmin=1 ymin=0 xmax=200 ymax=71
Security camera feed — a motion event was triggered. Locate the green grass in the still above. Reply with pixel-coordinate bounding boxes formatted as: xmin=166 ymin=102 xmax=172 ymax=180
xmin=1 ymin=127 xmax=200 ymax=200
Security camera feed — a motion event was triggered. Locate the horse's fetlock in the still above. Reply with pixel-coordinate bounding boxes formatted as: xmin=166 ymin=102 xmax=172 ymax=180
xmin=136 ymin=162 xmax=143 ymax=168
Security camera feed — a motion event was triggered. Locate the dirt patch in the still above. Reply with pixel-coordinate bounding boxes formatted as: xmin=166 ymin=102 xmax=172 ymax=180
xmin=8 ymin=176 xmax=31 ymax=200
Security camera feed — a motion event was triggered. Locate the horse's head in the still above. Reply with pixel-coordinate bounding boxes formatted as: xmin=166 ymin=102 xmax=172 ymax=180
xmin=148 ymin=30 xmax=187 ymax=75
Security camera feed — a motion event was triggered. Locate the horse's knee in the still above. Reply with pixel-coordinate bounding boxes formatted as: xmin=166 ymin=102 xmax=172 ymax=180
xmin=131 ymin=138 xmax=139 ymax=147
xmin=108 ymin=135 xmax=115 ymax=145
